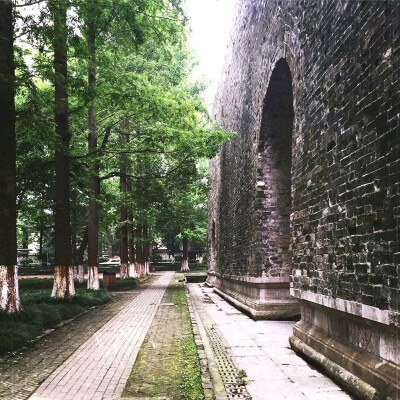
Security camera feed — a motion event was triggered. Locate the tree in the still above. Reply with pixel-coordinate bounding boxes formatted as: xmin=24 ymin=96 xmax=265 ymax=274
xmin=0 ymin=0 xmax=22 ymax=313
xmin=119 ymin=132 xmax=129 ymax=278
xmin=181 ymin=236 xmax=190 ymax=272
xmin=156 ymin=160 xmax=210 ymax=272
xmin=85 ymin=1 xmax=100 ymax=290
xmin=128 ymin=213 xmax=136 ymax=277
xmin=11 ymin=0 xmax=233 ymax=293
xmin=51 ymin=0 xmax=74 ymax=298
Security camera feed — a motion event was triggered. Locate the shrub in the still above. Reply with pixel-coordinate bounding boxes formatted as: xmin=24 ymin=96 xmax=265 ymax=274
xmin=150 ymin=254 xmax=163 ymax=263
xmin=19 ymin=258 xmax=33 ymax=265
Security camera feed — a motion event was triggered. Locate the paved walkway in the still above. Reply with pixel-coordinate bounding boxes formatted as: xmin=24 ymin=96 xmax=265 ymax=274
xmin=30 ymin=272 xmax=174 ymax=400
xmin=188 ymin=283 xmax=354 ymax=400
xmin=0 ymin=276 xmax=157 ymax=400
xmin=122 ymin=276 xmax=204 ymax=399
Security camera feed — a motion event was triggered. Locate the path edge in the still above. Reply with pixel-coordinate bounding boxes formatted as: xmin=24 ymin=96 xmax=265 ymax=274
xmin=185 ymin=284 xmax=228 ymax=400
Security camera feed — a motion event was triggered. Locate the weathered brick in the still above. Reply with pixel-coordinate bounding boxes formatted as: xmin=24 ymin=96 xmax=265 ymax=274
xmin=207 ymin=0 xmax=400 ymax=315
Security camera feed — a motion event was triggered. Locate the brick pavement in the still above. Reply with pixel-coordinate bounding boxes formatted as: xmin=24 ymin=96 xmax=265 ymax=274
xmin=29 ymin=272 xmax=173 ymax=400
xmin=0 ymin=276 xmax=158 ymax=400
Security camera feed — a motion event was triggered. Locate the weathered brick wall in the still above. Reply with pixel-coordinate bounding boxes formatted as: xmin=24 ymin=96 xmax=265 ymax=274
xmin=209 ymin=0 xmax=400 ymax=317
xmin=207 ymin=154 xmax=221 ymax=273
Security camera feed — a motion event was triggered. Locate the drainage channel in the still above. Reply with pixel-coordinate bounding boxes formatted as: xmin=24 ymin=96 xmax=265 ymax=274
xmin=203 ymin=325 xmax=252 ymax=400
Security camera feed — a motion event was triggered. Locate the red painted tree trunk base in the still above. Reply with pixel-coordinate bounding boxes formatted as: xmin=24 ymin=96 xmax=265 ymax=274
xmin=120 ymin=263 xmax=129 ymax=279
xmin=52 ymin=266 xmax=75 ymax=298
xmin=87 ymin=266 xmax=99 ymax=290
xmin=0 ymin=266 xmax=22 ymax=313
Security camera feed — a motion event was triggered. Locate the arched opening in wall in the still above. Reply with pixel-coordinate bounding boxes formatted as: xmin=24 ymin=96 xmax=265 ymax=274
xmin=257 ymin=58 xmax=294 ymax=278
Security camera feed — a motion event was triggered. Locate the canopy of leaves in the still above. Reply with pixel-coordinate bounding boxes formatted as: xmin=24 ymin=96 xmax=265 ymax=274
xmin=13 ymin=0 xmax=234 ymax=256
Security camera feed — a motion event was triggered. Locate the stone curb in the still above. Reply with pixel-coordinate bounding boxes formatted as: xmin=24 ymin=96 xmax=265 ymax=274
xmin=185 ymin=284 xmax=228 ymax=400
xmin=289 ymin=335 xmax=382 ymax=400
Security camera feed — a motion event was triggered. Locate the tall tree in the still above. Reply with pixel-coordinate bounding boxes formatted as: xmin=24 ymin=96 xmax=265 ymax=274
xmin=181 ymin=236 xmax=190 ymax=272
xmin=128 ymin=214 xmax=136 ymax=278
xmin=77 ymin=227 xmax=88 ymax=282
xmin=0 ymin=0 xmax=22 ymax=313
xmin=51 ymin=0 xmax=74 ymax=298
xmin=86 ymin=4 xmax=99 ymax=290
xmin=119 ymin=134 xmax=129 ymax=278
xmin=143 ymin=225 xmax=150 ymax=276
xmin=135 ymin=224 xmax=144 ymax=278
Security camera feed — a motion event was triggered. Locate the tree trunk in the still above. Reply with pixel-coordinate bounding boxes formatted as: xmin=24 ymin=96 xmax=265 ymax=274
xmin=78 ymin=264 xmax=84 ymax=282
xmin=107 ymin=231 xmax=113 ymax=258
xmin=38 ymin=223 xmax=44 ymax=266
xmin=71 ymin=188 xmax=78 ymax=277
xmin=119 ymin=129 xmax=129 ymax=279
xmin=77 ymin=227 xmax=88 ymax=282
xmin=148 ymin=240 xmax=152 ymax=273
xmin=22 ymin=227 xmax=29 ymax=249
xmin=128 ymin=214 xmax=136 ymax=278
xmin=181 ymin=236 xmax=190 ymax=272
xmin=143 ymin=226 xmax=150 ymax=276
xmin=87 ymin=19 xmax=99 ymax=290
xmin=171 ymin=236 xmax=175 ymax=260
xmin=76 ymin=226 xmax=87 ymax=282
xmin=119 ymin=178 xmax=129 ymax=279
xmin=135 ymin=224 xmax=143 ymax=278
xmin=0 ymin=0 xmax=22 ymax=313
xmin=51 ymin=0 xmax=74 ymax=298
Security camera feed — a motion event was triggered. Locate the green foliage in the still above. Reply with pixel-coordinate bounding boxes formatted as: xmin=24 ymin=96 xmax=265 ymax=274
xmin=19 ymin=258 xmax=33 ymax=265
xmin=150 ymin=254 xmax=163 ymax=263
xmin=237 ymin=369 xmax=248 ymax=386
xmin=180 ymin=335 xmax=204 ymax=400
xmin=108 ymin=278 xmax=140 ymax=291
xmin=13 ymin=0 xmax=234 ymax=263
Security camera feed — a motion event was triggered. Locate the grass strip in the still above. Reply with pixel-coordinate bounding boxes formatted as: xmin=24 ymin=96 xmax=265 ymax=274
xmin=122 ymin=275 xmax=204 ymax=399
xmin=0 ymin=278 xmax=111 ymax=355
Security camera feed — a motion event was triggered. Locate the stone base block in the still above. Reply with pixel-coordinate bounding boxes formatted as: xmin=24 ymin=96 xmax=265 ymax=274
xmin=207 ymin=271 xmax=300 ymax=320
xmin=205 ymin=272 xmax=217 ymax=287
xmin=290 ymin=299 xmax=400 ymax=400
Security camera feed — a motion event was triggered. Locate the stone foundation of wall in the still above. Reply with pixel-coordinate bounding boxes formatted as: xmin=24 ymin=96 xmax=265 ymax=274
xmin=290 ymin=296 xmax=400 ymax=399
xmin=207 ymin=0 xmax=400 ymax=396
xmin=207 ymin=272 xmax=299 ymax=319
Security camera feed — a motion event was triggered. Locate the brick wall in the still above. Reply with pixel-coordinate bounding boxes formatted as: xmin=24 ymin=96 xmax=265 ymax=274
xmin=209 ymin=0 xmax=400 ymax=320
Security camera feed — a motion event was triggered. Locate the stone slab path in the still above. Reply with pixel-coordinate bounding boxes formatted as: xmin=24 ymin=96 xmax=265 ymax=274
xmin=30 ymin=272 xmax=174 ymax=400
xmin=187 ymin=283 xmax=355 ymax=400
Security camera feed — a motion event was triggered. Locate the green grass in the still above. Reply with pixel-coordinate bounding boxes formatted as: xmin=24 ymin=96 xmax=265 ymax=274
xmin=179 ymin=332 xmax=204 ymax=399
xmin=107 ymin=278 xmax=140 ymax=291
xmin=19 ymin=278 xmax=87 ymax=290
xmin=19 ymin=277 xmax=140 ymax=291
xmin=153 ymin=263 xmax=206 ymax=272
xmin=122 ymin=275 xmax=204 ymax=400
xmin=0 ymin=278 xmax=111 ymax=355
